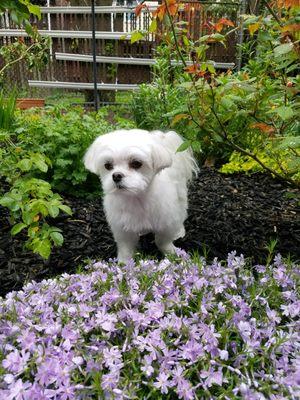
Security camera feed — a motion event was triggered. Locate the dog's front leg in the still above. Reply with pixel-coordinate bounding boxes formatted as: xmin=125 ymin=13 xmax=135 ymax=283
xmin=155 ymin=232 xmax=177 ymax=256
xmin=113 ymin=229 xmax=139 ymax=263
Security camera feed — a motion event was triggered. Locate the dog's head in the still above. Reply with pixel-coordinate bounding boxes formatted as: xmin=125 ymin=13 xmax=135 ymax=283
xmin=84 ymin=129 xmax=172 ymax=195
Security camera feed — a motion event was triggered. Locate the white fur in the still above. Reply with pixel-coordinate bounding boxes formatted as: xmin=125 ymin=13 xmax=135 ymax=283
xmin=84 ymin=129 xmax=198 ymax=262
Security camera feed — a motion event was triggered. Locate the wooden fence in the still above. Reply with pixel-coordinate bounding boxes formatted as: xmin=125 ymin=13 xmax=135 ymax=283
xmin=0 ymin=1 xmax=241 ymax=96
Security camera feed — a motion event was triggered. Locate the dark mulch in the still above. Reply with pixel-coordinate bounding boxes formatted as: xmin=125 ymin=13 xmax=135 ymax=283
xmin=1 ymin=167 xmax=299 ymax=297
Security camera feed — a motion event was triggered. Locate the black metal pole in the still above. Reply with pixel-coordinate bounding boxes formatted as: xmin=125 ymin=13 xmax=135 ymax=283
xmin=91 ymin=0 xmax=99 ymax=111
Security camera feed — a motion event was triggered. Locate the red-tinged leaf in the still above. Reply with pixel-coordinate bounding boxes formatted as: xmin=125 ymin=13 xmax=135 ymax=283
xmin=218 ymin=18 xmax=234 ymax=27
xmin=281 ymin=24 xmax=300 ymax=32
xmin=275 ymin=0 xmax=300 ymax=8
xmin=214 ymin=22 xmax=224 ymax=32
xmin=213 ymin=18 xmax=234 ymax=32
xmin=152 ymin=4 xmax=166 ymax=21
xmin=171 ymin=113 xmax=189 ymax=126
xmin=250 ymin=123 xmax=275 ymax=136
xmin=153 ymin=0 xmax=178 ymax=20
xmin=167 ymin=0 xmax=179 ymax=16
xmin=135 ymin=3 xmax=146 ymax=17
xmin=248 ymin=22 xmax=260 ymax=36
xmin=184 ymin=64 xmax=200 ymax=74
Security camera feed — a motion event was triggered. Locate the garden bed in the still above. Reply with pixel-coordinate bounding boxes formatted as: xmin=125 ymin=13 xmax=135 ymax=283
xmin=1 ymin=167 xmax=299 ymax=297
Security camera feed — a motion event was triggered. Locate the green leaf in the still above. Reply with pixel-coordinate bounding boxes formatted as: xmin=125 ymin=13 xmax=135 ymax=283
xmin=274 ymin=43 xmax=293 ymax=56
xmin=37 ymin=159 xmax=48 ymax=172
xmin=11 ymin=222 xmax=27 ymax=236
xmin=191 ymin=141 xmax=202 ymax=153
xmin=149 ymin=19 xmax=157 ymax=33
xmin=28 ymin=4 xmax=41 ymax=19
xmin=48 ymin=205 xmax=60 ymax=218
xmin=207 ymin=63 xmax=216 ymax=74
xmin=275 ymin=136 xmax=300 ymax=150
xmin=183 ymin=35 xmax=190 ymax=47
xmin=22 ymin=211 xmax=33 ymax=225
xmin=58 ymin=204 xmax=72 ymax=215
xmin=199 ymin=33 xmax=225 ymax=43
xmin=34 ymin=239 xmax=51 ymax=259
xmin=0 ymin=195 xmax=20 ymax=212
xmin=269 ymin=106 xmax=294 ymax=121
xmin=17 ymin=158 xmax=32 ymax=171
xmin=130 ymin=31 xmax=145 ymax=44
xmin=176 ymin=141 xmax=192 ymax=153
xmin=50 ymin=231 xmax=64 ymax=246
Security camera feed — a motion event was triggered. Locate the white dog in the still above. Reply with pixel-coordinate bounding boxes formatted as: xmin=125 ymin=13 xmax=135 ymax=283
xmin=84 ymin=129 xmax=197 ymax=262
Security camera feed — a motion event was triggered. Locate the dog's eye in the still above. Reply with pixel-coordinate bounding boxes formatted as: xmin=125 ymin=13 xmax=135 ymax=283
xmin=130 ymin=160 xmax=143 ymax=169
xmin=104 ymin=162 xmax=113 ymax=171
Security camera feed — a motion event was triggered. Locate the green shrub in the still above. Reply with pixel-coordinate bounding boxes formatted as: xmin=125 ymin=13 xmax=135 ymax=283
xmin=0 ymin=90 xmax=16 ymax=130
xmin=0 ymin=130 xmax=72 ymax=259
xmin=14 ymin=105 xmax=132 ymax=194
xmin=130 ymin=2 xmax=300 ymax=186
xmin=0 ymin=104 xmax=135 ymax=259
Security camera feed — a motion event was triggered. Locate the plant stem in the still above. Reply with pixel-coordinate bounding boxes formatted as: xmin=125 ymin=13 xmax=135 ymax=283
xmin=164 ymin=0 xmax=187 ymax=68
xmin=0 ymin=42 xmax=36 ymax=78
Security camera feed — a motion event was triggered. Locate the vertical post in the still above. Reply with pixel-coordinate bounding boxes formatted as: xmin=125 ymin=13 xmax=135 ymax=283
xmin=91 ymin=0 xmax=99 ymax=111
xmin=236 ymin=0 xmax=247 ymax=71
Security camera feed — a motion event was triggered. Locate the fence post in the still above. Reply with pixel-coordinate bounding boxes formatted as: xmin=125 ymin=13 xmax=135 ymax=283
xmin=91 ymin=0 xmax=99 ymax=111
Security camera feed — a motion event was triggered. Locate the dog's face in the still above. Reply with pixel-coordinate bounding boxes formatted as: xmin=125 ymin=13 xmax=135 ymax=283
xmin=84 ymin=130 xmax=172 ymax=195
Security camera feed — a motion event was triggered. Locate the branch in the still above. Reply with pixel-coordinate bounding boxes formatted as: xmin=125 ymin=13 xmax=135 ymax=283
xmin=164 ymin=0 xmax=187 ymax=68
xmin=0 ymin=42 xmax=36 ymax=78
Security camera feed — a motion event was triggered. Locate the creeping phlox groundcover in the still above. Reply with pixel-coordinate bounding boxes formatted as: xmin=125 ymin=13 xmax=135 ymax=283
xmin=0 ymin=251 xmax=299 ymax=400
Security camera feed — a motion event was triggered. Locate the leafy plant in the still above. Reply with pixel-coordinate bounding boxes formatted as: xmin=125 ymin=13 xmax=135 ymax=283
xmin=0 ymin=177 xmax=72 ymax=259
xmin=0 ymin=90 xmax=16 ymax=130
xmin=132 ymin=0 xmax=300 ymax=185
xmin=0 ymin=0 xmax=41 ymax=34
xmin=14 ymin=106 xmax=117 ymax=193
xmin=0 ymin=1 xmax=50 ymax=83
xmin=0 ymin=131 xmax=72 ymax=259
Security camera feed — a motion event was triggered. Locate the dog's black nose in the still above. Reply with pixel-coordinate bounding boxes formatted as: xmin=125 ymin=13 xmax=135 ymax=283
xmin=112 ymin=173 xmax=124 ymax=183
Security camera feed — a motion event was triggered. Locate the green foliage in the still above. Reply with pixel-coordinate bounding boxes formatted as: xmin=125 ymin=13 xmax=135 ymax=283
xmin=0 ymin=90 xmax=16 ymax=130
xmin=132 ymin=1 xmax=300 ymax=185
xmin=0 ymin=134 xmax=72 ymax=259
xmin=0 ymin=177 xmax=71 ymax=259
xmin=0 ymin=1 xmax=50 ymax=84
xmin=0 ymin=0 xmax=41 ymax=34
xmin=0 ymin=33 xmax=50 ymax=83
xmin=0 ymin=98 xmax=134 ymax=260
xmin=14 ymin=106 xmax=128 ymax=193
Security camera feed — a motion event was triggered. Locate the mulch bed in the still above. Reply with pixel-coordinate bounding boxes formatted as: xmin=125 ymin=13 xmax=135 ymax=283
xmin=1 ymin=167 xmax=299 ymax=297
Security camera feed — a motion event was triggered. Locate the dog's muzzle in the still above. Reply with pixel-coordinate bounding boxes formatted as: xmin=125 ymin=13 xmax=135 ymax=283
xmin=112 ymin=173 xmax=124 ymax=183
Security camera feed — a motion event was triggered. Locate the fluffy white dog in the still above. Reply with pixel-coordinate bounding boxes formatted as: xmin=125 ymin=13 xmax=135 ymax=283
xmin=84 ymin=129 xmax=197 ymax=262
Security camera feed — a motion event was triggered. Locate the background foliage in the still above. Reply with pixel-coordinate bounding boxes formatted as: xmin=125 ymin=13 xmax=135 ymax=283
xmin=131 ymin=0 xmax=300 ymax=184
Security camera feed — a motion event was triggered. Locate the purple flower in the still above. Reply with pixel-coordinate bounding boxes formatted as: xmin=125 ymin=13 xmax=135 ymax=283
xmin=153 ymin=371 xmax=173 ymax=394
xmin=141 ymin=355 xmax=154 ymax=377
xmin=2 ymin=350 xmax=30 ymax=374
xmin=0 ymin=252 xmax=298 ymax=399
xmin=6 ymin=379 xmax=31 ymax=400
xmin=103 ymin=346 xmax=123 ymax=370
xmin=200 ymin=367 xmax=223 ymax=387
xmin=180 ymin=340 xmax=204 ymax=362
xmin=237 ymin=321 xmax=252 ymax=339
xmin=101 ymin=371 xmax=119 ymax=391
xmin=145 ymin=301 xmax=165 ymax=319
xmin=177 ymin=378 xmax=194 ymax=400
xmin=95 ymin=309 xmax=117 ymax=333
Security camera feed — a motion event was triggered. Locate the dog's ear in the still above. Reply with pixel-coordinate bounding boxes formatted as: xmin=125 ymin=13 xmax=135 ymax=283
xmin=83 ymin=136 xmax=104 ymax=175
xmin=151 ymin=141 xmax=172 ymax=173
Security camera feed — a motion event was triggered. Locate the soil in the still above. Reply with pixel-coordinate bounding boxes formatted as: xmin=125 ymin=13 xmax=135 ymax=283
xmin=1 ymin=168 xmax=299 ymax=297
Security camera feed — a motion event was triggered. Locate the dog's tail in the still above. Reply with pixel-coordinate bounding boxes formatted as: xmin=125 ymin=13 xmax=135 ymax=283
xmin=152 ymin=130 xmax=199 ymax=182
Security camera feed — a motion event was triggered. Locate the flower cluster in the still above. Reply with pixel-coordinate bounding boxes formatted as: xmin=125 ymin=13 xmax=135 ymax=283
xmin=0 ymin=251 xmax=299 ymax=399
